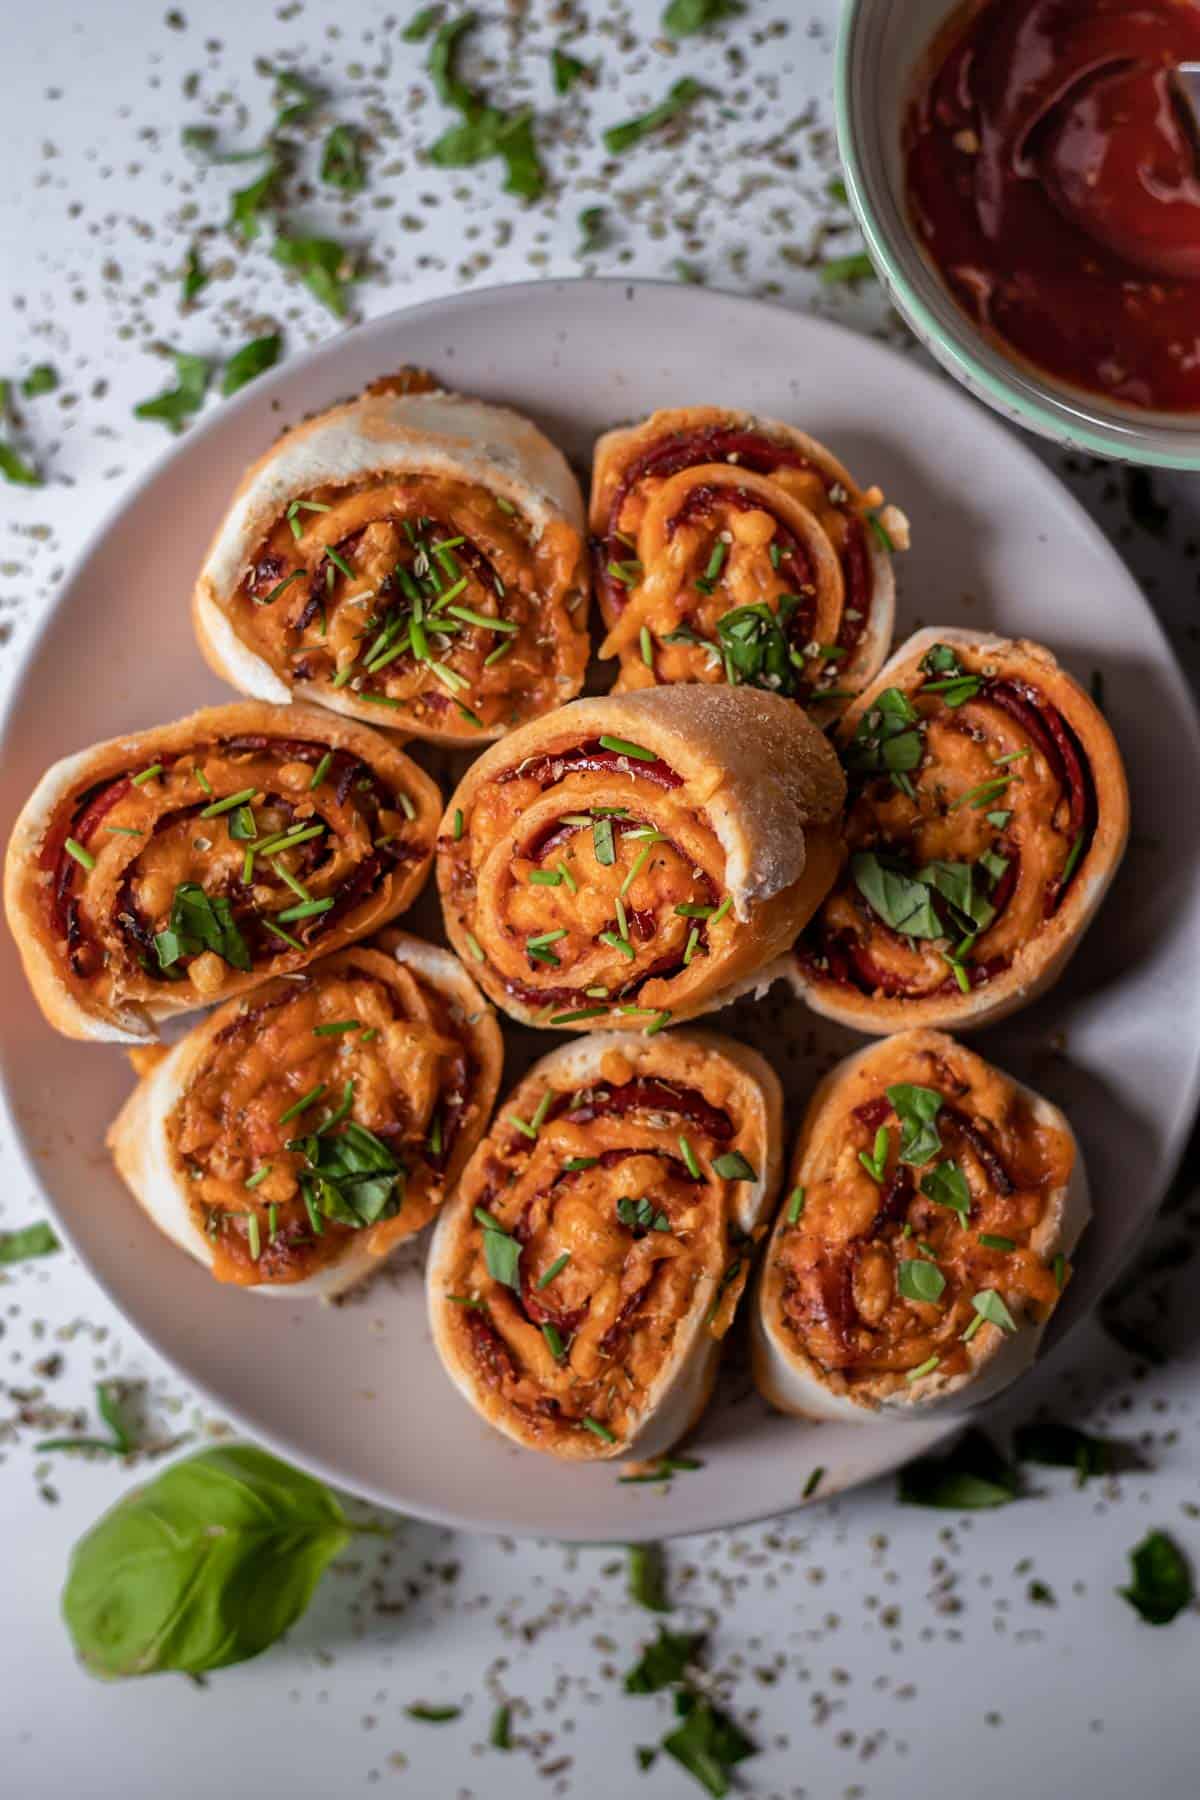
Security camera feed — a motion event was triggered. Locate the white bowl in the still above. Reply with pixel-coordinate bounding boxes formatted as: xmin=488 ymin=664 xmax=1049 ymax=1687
xmin=835 ymin=0 xmax=1200 ymax=470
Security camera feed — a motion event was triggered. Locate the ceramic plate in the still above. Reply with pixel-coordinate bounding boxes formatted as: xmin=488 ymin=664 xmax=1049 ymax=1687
xmin=2 ymin=280 xmax=1197 ymax=1540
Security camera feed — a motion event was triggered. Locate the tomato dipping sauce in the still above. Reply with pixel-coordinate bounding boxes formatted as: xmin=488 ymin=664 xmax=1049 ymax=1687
xmin=905 ymin=0 xmax=1200 ymax=412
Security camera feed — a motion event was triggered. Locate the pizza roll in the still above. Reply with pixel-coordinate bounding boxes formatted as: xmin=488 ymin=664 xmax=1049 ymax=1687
xmin=753 ymin=1029 xmax=1089 ymax=1417
xmin=5 ymin=702 xmax=440 ymax=1042
xmin=437 ymin=684 xmax=846 ymax=1030
xmin=428 ymin=1029 xmax=783 ymax=1459
xmin=590 ymin=405 xmax=904 ymax=716
xmin=194 ymin=380 xmax=589 ymax=745
xmin=107 ymin=932 xmax=502 ymax=1297
xmin=792 ymin=629 xmax=1129 ymax=1031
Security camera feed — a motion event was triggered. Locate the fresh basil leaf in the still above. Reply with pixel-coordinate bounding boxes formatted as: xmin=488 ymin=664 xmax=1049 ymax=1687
xmin=886 ymin=1083 xmax=943 ymax=1166
xmin=624 ymin=1625 xmax=705 ymax=1693
xmin=604 ymin=78 xmax=707 ymax=155
xmin=0 ymin=1220 xmax=60 ymax=1264
xmin=272 ymin=235 xmax=357 ymax=316
xmin=627 ymin=1542 xmax=670 ymax=1612
xmin=229 ymin=160 xmax=282 ymax=242
xmin=551 ymin=47 xmax=588 ymax=94
xmin=154 ymin=881 xmax=251 ymax=971
xmin=21 ymin=364 xmax=58 ymax=398
xmin=617 ymin=1196 xmax=671 ymax=1234
xmin=844 ymin=687 xmax=923 ymax=778
xmin=662 ymin=1690 xmax=756 ymax=1798
xmin=0 ymin=442 xmax=41 ymax=486
xmin=1013 ymin=1420 xmax=1123 ymax=1482
xmin=181 ymin=125 xmax=272 ymax=165
xmin=292 ymin=1122 xmax=405 ymax=1230
xmin=1119 ymin=1530 xmax=1193 ymax=1625
xmin=971 ymin=1288 xmax=1017 ymax=1333
xmin=272 ymin=67 xmax=324 ymax=129
xmin=429 ymin=13 xmax=476 ymax=108
xmin=62 ymin=1444 xmax=364 ymax=1676
xmin=898 ymin=1428 xmax=1017 ymax=1509
xmin=481 ymin=1223 xmax=522 ymax=1290
xmin=577 ymin=204 xmax=607 ymax=256
xmin=182 ymin=243 xmax=209 ymax=303
xmin=134 ymin=351 xmax=210 ymax=432
xmin=898 ymin=1258 xmax=945 ymax=1303
xmin=321 ymin=123 xmax=366 ymax=193
xmin=426 ymin=15 xmax=547 ymax=199
xmin=919 ymin=642 xmax=960 ymax=676
xmin=920 ymin=1159 xmax=971 ymax=1223
xmin=921 ymin=860 xmax=995 ymax=933
xmin=402 ymin=4 xmax=442 ymax=40
xmin=221 ymin=333 xmax=282 ymax=397
xmin=851 ymin=852 xmax=941 ymax=939
xmin=715 ymin=601 xmax=800 ymax=696
xmin=662 ymin=0 xmax=743 ymax=34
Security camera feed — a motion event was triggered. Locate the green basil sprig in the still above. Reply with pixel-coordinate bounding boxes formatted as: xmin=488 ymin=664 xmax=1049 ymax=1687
xmin=62 ymin=1445 xmax=385 ymax=1678
xmin=844 ymin=687 xmax=923 ymax=780
xmin=886 ymin=1083 xmax=943 ymax=1165
xmin=289 ymin=1122 xmax=405 ymax=1229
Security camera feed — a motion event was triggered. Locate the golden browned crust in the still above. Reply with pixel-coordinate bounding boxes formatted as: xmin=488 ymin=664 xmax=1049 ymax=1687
xmin=436 ymin=685 xmax=846 ymax=1030
xmin=427 ymin=1029 xmax=783 ymax=1459
xmin=5 ymin=701 xmax=440 ymax=1042
xmin=790 ymin=628 xmax=1130 ymax=1034
xmin=752 ymin=1029 xmax=1090 ymax=1418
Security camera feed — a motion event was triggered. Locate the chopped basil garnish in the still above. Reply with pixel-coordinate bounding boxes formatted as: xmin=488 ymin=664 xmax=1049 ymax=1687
xmin=662 ymin=0 xmax=742 ymax=33
xmin=886 ymin=1083 xmax=943 ymax=1165
xmin=897 ymin=1429 xmax=1018 ymax=1509
xmin=898 ymin=1258 xmax=945 ymax=1303
xmin=154 ymin=882 xmax=251 ymax=973
xmin=134 ymin=350 xmax=210 ymax=432
xmin=0 ymin=1220 xmax=60 ymax=1264
xmin=617 ymin=1196 xmax=671 ymax=1234
xmin=851 ymin=852 xmax=941 ymax=939
xmin=272 ymin=236 xmax=358 ymax=317
xmin=663 ymin=1691 xmax=756 ymax=1796
xmin=715 ymin=598 xmax=803 ymax=696
xmin=858 ymin=1124 xmax=890 ymax=1184
xmin=844 ymin=687 xmax=924 ymax=780
xmin=427 ymin=14 xmax=547 ymax=200
xmin=971 ymin=1288 xmax=1017 ymax=1333
xmin=624 ymin=1625 xmax=705 ymax=1693
xmin=920 ymin=1159 xmax=970 ymax=1223
xmin=289 ymin=1122 xmax=405 ymax=1230
xmin=21 ymin=363 xmax=58 ymax=398
xmin=577 ymin=204 xmax=608 ymax=256
xmin=592 ymin=815 xmax=616 ymax=866
xmin=551 ymin=47 xmax=589 ymax=94
xmin=627 ymin=1542 xmax=670 ymax=1612
xmin=0 ymin=441 xmax=41 ymax=486
xmin=1119 ymin=1530 xmax=1193 ymax=1626
xmin=320 ymin=123 xmax=366 ymax=193
xmin=477 ymin=1211 xmax=522 ymax=1290
xmin=604 ymin=77 xmax=706 ymax=155
xmin=221 ymin=333 xmax=282 ymax=397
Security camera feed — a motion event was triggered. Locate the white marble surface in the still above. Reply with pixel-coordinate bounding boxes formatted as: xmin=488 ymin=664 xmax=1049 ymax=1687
xmin=3 ymin=3 xmax=1200 ymax=1797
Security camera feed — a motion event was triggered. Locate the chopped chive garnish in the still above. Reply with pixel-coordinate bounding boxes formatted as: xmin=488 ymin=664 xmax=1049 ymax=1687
xmin=529 ymin=869 xmax=563 ymax=886
xmin=318 ymin=1079 xmax=355 ymax=1136
xmin=542 ymin=1323 xmax=566 ymax=1359
xmin=614 ymin=895 xmax=629 ymax=940
xmin=597 ymin=734 xmax=656 ymax=762
xmin=495 ymin=496 xmax=516 ymax=515
xmin=675 ymin=902 xmax=715 ymax=919
xmin=961 ymin=1313 xmax=985 ymax=1344
xmin=711 ymin=895 xmax=733 ymax=925
xmin=267 ymin=1203 xmax=279 ymax=1241
xmin=258 ymin=570 xmax=306 ymax=607
xmin=252 ymin=823 xmax=327 ymax=856
xmin=906 ymin=1355 xmax=940 ymax=1383
xmin=550 ymin=1006 xmax=609 ymax=1023
xmin=531 ymin=1092 xmax=552 ymax=1131
xmin=200 ymin=785 xmax=257 ymax=820
xmin=245 ymin=1165 xmax=271 ymax=1190
xmin=644 ymin=1011 xmax=672 ymax=1036
xmin=537 ymin=1252 xmax=571 ymax=1288
xmin=132 ymin=764 xmax=163 ymax=787
xmin=263 ymin=919 xmax=305 ymax=952
xmin=979 ymin=1232 xmax=1015 ymax=1251
xmin=446 ymin=604 xmax=518 ymax=634
xmin=620 ymin=835 xmax=663 ymax=896
xmin=456 ymin=703 xmax=485 ymax=728
xmin=361 ymin=692 xmax=403 ymax=710
xmin=679 ymin=1135 xmax=701 ymax=1180
xmin=309 ymin=751 xmax=333 ymax=790
xmin=464 ymin=931 xmax=485 ymax=962
xmin=194 ymin=766 xmax=214 ymax=795
xmin=527 ymin=928 xmax=568 ymax=949
xmin=683 ymin=926 xmax=700 ymax=965
xmin=580 ymin=1416 xmax=617 ymax=1444
xmin=313 ymin=1019 xmax=362 ymax=1036
xmin=484 ymin=640 xmax=515 ymax=667
xmin=272 ymin=859 xmax=312 ymax=903
xmin=951 ymin=776 xmax=1014 ymax=812
xmin=1060 ymin=831 xmax=1085 ymax=887
xmin=242 ymin=848 xmax=254 ymax=884
xmin=640 ymin=626 xmax=654 ymax=667
xmin=564 ymin=1156 xmax=598 ymax=1172
xmin=803 ymin=1466 xmax=825 ymax=1499
xmin=453 ymin=808 xmax=464 ymax=841
xmin=246 ymin=1212 xmax=262 ymax=1261
xmin=276 ymin=896 xmax=335 ymax=923
xmin=105 ymin=825 xmax=144 ymax=837
xmin=1052 ymin=1253 xmax=1067 ymax=1288
xmin=599 ymin=930 xmax=636 ymax=959
xmin=64 ymin=837 xmax=95 ymax=870
xmin=786 ymin=1186 xmax=806 ymax=1224
xmin=278 ymin=1082 xmax=326 ymax=1125
xmin=325 ymin=546 xmax=355 ymax=581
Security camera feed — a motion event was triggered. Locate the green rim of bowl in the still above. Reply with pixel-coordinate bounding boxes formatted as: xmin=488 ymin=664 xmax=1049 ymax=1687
xmin=833 ymin=3 xmax=1200 ymax=471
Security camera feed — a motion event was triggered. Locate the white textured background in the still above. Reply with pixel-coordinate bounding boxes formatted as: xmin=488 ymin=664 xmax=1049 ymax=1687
xmin=3 ymin=3 xmax=1200 ymax=1796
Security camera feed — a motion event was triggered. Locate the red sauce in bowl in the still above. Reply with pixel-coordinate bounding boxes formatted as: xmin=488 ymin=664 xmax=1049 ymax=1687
xmin=905 ymin=0 xmax=1200 ymax=412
